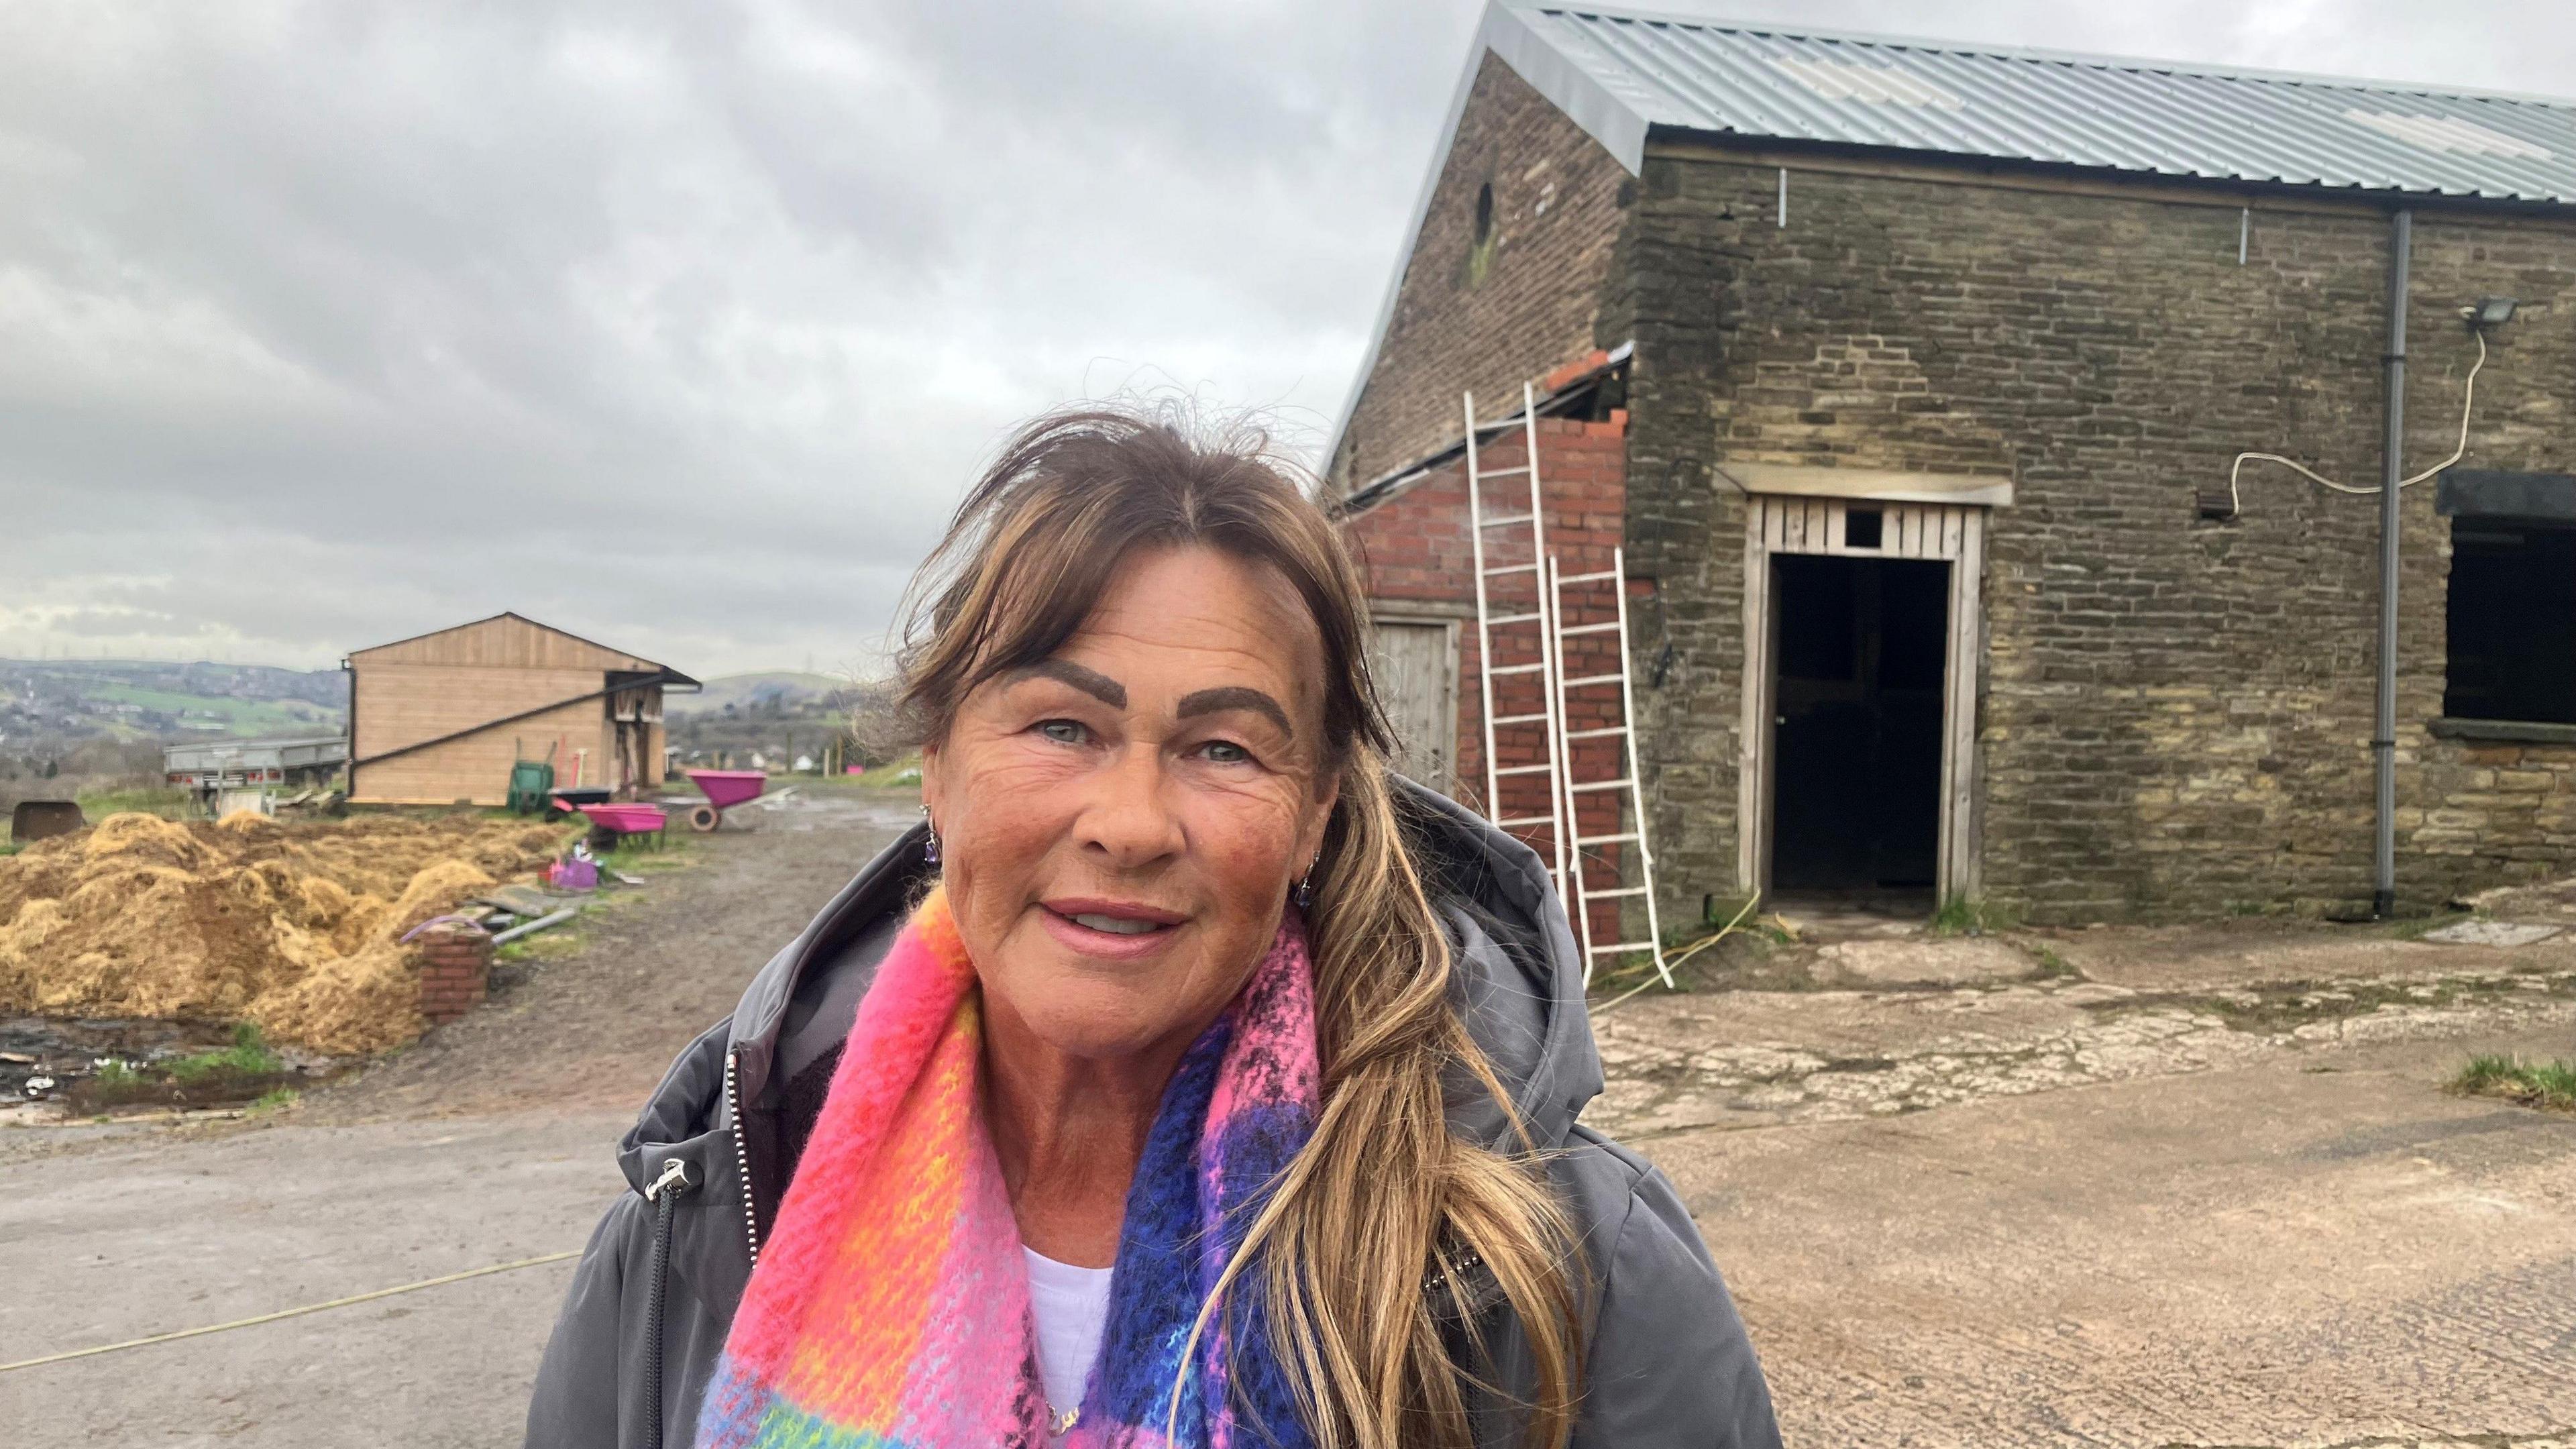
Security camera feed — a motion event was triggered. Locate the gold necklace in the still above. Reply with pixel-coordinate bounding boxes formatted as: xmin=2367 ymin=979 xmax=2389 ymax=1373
xmin=1047 ymin=1403 xmax=1081 ymax=1436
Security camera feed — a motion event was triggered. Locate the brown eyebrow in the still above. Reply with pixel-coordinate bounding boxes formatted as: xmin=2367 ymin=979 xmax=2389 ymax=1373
xmin=1178 ymin=686 xmax=1294 ymax=739
xmin=1006 ymin=659 xmax=1126 ymax=708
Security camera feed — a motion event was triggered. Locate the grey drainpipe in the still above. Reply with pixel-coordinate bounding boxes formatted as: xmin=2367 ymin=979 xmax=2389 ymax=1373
xmin=341 ymin=657 xmax=356 ymax=798
xmin=2373 ymin=209 xmax=2412 ymax=920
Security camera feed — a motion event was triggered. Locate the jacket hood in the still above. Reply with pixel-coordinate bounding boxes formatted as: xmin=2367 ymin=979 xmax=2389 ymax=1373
xmin=615 ymin=777 xmax=1605 ymax=1191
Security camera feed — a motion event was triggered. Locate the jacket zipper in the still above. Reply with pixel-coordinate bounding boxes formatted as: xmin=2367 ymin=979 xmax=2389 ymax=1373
xmin=640 ymin=1156 xmax=692 ymax=1449
xmin=724 ymin=1045 xmax=761 ymax=1269
xmin=1423 ymin=1246 xmax=1487 ymax=1299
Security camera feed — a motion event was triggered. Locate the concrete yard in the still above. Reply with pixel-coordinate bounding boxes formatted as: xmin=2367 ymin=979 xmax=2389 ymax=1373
xmin=7 ymin=803 xmax=2575 ymax=1446
xmin=1 ymin=1110 xmax=628 ymax=1448
xmin=1 ymin=787 xmax=920 ymax=1448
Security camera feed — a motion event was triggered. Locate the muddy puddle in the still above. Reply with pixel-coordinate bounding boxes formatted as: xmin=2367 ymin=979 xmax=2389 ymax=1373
xmin=1 ymin=1016 xmax=343 ymax=1113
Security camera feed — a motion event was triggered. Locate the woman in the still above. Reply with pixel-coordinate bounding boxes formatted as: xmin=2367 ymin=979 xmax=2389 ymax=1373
xmin=525 ymin=408 xmax=1779 ymax=1448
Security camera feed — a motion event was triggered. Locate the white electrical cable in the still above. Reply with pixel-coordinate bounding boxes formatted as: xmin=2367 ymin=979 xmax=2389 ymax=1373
xmin=2226 ymin=329 xmax=2486 ymax=516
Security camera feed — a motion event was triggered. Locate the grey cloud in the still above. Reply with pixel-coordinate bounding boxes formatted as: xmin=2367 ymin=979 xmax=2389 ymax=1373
xmin=3 ymin=0 xmax=2567 ymax=672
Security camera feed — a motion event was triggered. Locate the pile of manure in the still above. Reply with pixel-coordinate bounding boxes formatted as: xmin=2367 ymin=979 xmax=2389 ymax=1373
xmin=0 ymin=812 xmax=570 ymax=1055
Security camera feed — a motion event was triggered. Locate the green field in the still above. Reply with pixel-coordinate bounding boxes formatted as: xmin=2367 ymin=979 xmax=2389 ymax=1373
xmin=87 ymin=683 xmax=342 ymax=740
xmin=74 ymin=783 xmax=195 ymax=818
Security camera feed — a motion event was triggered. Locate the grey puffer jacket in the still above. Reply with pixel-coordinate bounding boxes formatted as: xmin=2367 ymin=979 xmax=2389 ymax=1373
xmin=523 ymin=780 xmax=1780 ymax=1448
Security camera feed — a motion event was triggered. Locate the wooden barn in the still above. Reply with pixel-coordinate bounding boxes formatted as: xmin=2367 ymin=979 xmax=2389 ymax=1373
xmin=345 ymin=613 xmax=697 ymax=806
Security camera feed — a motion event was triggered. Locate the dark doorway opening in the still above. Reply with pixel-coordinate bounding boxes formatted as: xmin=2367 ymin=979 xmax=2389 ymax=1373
xmin=1770 ymin=553 xmax=1949 ymax=895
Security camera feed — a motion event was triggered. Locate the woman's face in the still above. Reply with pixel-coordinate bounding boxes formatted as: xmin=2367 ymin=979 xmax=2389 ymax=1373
xmin=922 ymin=544 xmax=1341 ymax=1064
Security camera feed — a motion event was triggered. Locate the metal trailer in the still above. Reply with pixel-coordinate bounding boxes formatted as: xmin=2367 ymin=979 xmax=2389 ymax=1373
xmin=163 ymin=734 xmax=350 ymax=816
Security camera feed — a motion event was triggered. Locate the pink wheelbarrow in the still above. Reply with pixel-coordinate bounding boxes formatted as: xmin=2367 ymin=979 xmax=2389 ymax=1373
xmin=574 ymin=802 xmax=668 ymax=850
xmin=682 ymin=769 xmax=768 ymax=832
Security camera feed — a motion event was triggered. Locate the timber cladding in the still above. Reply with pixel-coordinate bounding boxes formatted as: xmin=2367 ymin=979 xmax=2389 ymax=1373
xmin=346 ymin=613 xmax=688 ymax=806
xmin=352 ymin=665 xmax=602 ymax=763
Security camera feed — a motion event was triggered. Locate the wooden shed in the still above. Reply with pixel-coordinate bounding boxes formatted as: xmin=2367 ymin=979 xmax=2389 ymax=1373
xmin=345 ymin=613 xmax=698 ymax=806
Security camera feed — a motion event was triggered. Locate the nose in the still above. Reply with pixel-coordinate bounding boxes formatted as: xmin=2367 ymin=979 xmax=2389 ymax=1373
xmin=1075 ymin=741 xmax=1184 ymax=871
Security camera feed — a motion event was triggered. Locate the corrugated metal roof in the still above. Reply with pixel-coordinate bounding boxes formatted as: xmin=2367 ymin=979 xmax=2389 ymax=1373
xmin=1499 ymin=1 xmax=2576 ymax=202
xmin=1325 ymin=3 xmax=2576 ymax=476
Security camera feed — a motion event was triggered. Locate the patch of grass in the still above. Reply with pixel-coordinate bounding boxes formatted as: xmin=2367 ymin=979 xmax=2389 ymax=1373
xmin=164 ymin=1023 xmax=282 ymax=1082
xmin=1586 ymin=894 xmax=1814 ymax=1001
xmin=1587 ymin=950 xmax=1668 ymax=994
xmin=1931 ymin=896 xmax=2020 ymax=937
xmin=73 ymin=784 xmax=192 ymax=820
xmin=2025 ymin=944 xmax=2081 ymax=981
xmin=83 ymin=682 xmax=338 ymax=738
xmin=2453 ymin=1053 xmax=2576 ymax=1112
xmin=484 ymin=833 xmax=700 ymax=965
xmin=1701 ymin=894 xmax=1759 ymax=928
xmin=788 ymin=769 xmax=887 ymax=792
xmin=1689 ymin=896 xmax=1799 ymax=946
xmin=494 ymin=914 xmax=595 ymax=965
xmin=64 ymin=1024 xmax=303 ymax=1113
xmin=2092 ymin=971 xmax=2576 ymax=1034
xmin=853 ymin=753 xmax=924 ymax=788
xmin=247 ymin=1087 xmax=301 ymax=1116
xmin=2387 ymin=910 xmax=2474 ymax=941
xmin=1660 ymin=917 xmax=1712 ymax=949
xmin=596 ymin=830 xmax=698 ymax=875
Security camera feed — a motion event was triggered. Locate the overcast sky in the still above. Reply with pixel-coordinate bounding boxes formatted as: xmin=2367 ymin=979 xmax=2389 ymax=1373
xmin=5 ymin=0 xmax=2569 ymax=678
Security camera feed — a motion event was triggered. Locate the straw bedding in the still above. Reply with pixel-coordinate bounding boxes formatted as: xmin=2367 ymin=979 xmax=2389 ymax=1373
xmin=0 ymin=812 xmax=569 ymax=1054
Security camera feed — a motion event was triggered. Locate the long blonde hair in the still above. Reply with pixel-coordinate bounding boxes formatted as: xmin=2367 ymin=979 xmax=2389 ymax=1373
xmin=892 ymin=405 xmax=1581 ymax=1448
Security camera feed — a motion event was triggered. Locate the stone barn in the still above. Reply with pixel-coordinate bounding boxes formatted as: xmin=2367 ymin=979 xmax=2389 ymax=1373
xmin=1334 ymin=3 xmax=2576 ymax=924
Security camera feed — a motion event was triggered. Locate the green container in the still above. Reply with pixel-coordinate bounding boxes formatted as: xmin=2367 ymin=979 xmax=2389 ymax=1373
xmin=506 ymin=760 xmax=556 ymax=815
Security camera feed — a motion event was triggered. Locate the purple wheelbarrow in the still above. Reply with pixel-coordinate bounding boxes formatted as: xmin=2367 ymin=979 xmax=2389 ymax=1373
xmin=682 ymin=769 xmax=769 ymax=833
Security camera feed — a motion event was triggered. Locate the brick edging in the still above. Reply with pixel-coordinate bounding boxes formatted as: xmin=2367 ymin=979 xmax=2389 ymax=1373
xmin=414 ymin=923 xmax=493 ymax=1026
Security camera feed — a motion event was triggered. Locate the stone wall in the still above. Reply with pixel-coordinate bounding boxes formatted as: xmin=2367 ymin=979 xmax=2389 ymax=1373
xmin=1613 ymin=152 xmax=2576 ymax=922
xmin=1330 ymin=53 xmax=1631 ymax=490
xmin=2418 ymin=735 xmax=2576 ymax=881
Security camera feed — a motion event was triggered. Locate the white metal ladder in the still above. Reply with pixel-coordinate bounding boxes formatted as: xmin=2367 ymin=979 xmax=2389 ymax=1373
xmin=1550 ymin=546 xmax=1672 ymax=988
xmin=1464 ymin=383 xmax=1570 ymax=901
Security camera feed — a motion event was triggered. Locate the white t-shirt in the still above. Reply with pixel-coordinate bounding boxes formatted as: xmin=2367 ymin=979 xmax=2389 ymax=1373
xmin=1024 ymin=1246 xmax=1115 ymax=1432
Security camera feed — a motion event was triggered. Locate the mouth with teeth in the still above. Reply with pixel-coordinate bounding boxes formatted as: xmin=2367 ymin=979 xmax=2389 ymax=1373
xmin=1040 ymin=899 xmax=1187 ymax=957
xmin=1068 ymin=912 xmax=1160 ymax=935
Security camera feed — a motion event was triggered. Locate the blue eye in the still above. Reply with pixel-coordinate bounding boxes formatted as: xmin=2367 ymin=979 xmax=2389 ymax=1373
xmin=1038 ymin=720 xmax=1086 ymax=745
xmin=1202 ymin=740 xmax=1250 ymax=764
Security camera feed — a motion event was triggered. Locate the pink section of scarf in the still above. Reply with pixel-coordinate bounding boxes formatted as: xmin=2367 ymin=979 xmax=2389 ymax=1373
xmin=697 ymin=888 xmax=1321 ymax=1449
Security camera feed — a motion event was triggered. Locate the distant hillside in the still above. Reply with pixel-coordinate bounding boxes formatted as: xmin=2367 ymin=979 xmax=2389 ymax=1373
xmin=667 ymin=672 xmax=882 ymax=718
xmin=663 ymin=672 xmax=898 ymax=773
xmin=0 ymin=659 xmax=346 ymax=747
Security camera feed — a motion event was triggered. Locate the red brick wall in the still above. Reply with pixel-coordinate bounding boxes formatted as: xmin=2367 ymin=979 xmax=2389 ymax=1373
xmin=415 ymin=923 xmax=492 ymax=1026
xmin=1330 ymin=52 xmax=1631 ymax=490
xmin=1344 ymin=414 xmax=1640 ymax=945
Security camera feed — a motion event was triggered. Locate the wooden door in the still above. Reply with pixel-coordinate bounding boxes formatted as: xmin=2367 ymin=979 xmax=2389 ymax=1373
xmin=1368 ymin=617 xmax=1458 ymax=793
xmin=1740 ymin=496 xmax=1987 ymax=902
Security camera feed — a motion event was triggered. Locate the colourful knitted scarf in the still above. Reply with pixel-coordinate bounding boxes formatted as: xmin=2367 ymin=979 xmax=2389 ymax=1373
xmin=696 ymin=887 xmax=1320 ymax=1449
